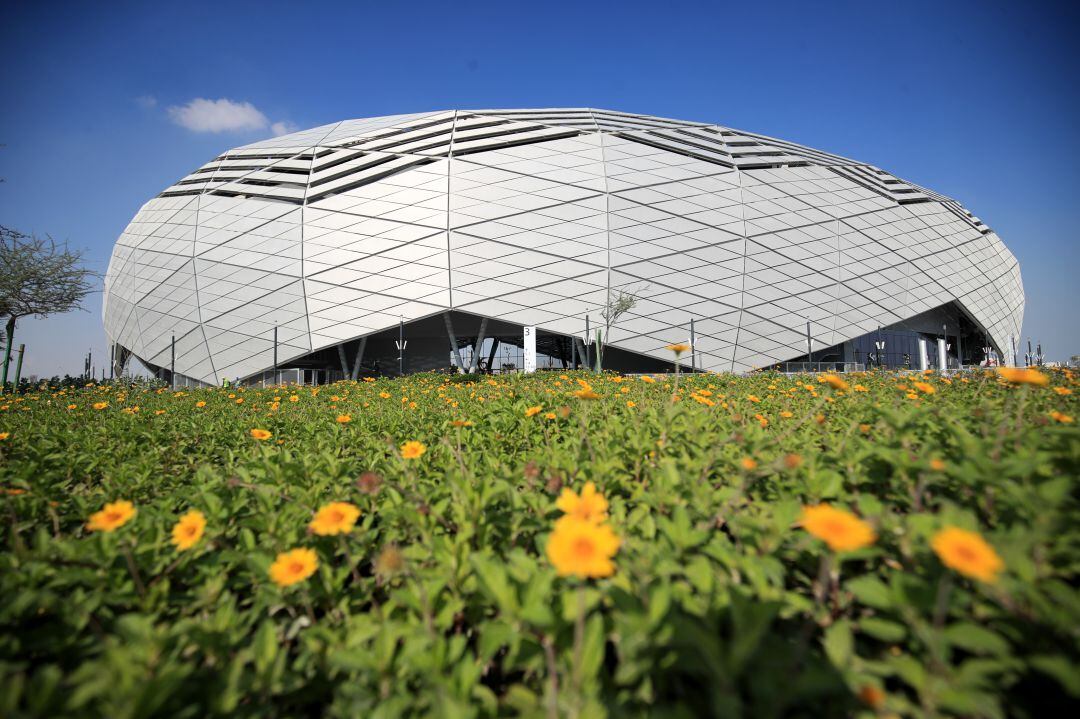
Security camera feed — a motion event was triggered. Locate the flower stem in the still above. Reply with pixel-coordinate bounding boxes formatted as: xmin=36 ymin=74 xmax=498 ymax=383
xmin=542 ymin=633 xmax=560 ymax=719
xmin=571 ymin=583 xmax=587 ymax=709
xmin=122 ymin=543 xmax=147 ymax=599
xmin=933 ymin=572 xmax=953 ymax=630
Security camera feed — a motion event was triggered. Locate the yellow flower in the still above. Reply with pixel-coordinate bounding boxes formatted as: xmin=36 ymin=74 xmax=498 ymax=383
xmin=171 ymin=510 xmax=206 ymax=551
xmin=93 ymin=402 xmax=109 ymax=410
xmin=1049 ymin=411 xmax=1074 ymax=424
xmin=800 ymin=504 xmax=876 ymax=552
xmin=269 ymin=548 xmax=318 ymax=587
xmin=666 ymin=343 xmax=690 ymax=355
xmin=235 ymin=398 xmax=244 ymax=404
xmin=996 ymin=367 xmax=1048 ymax=386
xmin=0 ymin=432 xmax=8 ymax=440
xmin=525 ymin=405 xmax=542 ymax=417
xmin=546 ymin=517 xmax=620 ymax=578
xmin=196 ymin=401 xmax=207 ymax=408
xmin=67 ymin=403 xmax=77 ymax=410
xmin=572 ymin=389 xmax=600 ymax=400
xmin=336 ymin=414 xmax=352 ymax=424
xmin=821 ymin=374 xmax=849 ymax=391
xmin=250 ymin=428 xmax=273 ymax=441
xmin=780 ymin=411 xmax=794 ymax=418
xmin=544 ymin=412 xmax=557 ymax=420
xmin=640 ymin=376 xmax=656 ymax=384
xmin=626 ymin=401 xmax=636 ymax=408
xmin=309 ymin=502 xmax=361 ymax=536
xmin=929 ymin=458 xmax=946 ymax=471
xmin=740 ymin=457 xmax=758 ymax=471
xmin=450 ymin=419 xmax=474 ymax=427
xmin=931 ymin=527 xmax=1003 ymax=583
xmin=913 ymin=381 xmax=936 ymax=394
xmin=555 ymin=481 xmax=609 ymax=523
xmin=154 ymin=409 xmax=166 ymax=415
xmin=906 ymin=392 xmax=919 ymax=400
xmin=86 ymin=500 xmax=137 ymax=532
xmin=853 ymin=385 xmax=868 ymax=392
xmin=289 ymin=395 xmax=300 ymax=402
xmin=746 ymin=395 xmax=760 ymax=403
xmin=400 ymin=440 xmax=426 ymax=459
xmin=692 ymin=394 xmax=715 ymax=406
xmin=1054 ymin=386 xmax=1072 ymax=396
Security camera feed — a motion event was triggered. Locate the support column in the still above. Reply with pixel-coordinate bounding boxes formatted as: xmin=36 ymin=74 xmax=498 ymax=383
xmin=351 ymin=337 xmax=367 ymax=380
xmin=468 ymin=317 xmax=489 ymax=374
xmin=443 ymin=312 xmax=466 ymax=373
xmin=337 ymin=344 xmax=349 ymax=377
xmin=486 ymin=338 xmax=500 ymax=374
xmin=575 ymin=338 xmax=588 ymax=370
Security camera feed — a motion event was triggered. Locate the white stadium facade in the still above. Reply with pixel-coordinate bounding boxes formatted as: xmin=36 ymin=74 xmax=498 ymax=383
xmin=103 ymin=109 xmax=1024 ymax=385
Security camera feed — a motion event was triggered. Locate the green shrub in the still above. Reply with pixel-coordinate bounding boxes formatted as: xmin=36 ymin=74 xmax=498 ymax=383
xmin=0 ymin=368 xmax=1077 ymax=717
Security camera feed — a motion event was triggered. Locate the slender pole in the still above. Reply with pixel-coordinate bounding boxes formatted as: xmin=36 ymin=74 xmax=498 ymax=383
xmin=806 ymin=320 xmax=813 ymax=368
xmin=13 ymin=344 xmax=25 ymax=392
xmin=0 ymin=318 xmax=13 ymax=392
xmin=585 ymin=315 xmax=591 ymax=372
xmin=690 ymin=318 xmax=696 ymax=372
xmin=170 ymin=335 xmax=176 ymax=390
xmin=273 ymin=326 xmax=278 ymax=384
xmin=399 ymin=318 xmax=404 ymax=376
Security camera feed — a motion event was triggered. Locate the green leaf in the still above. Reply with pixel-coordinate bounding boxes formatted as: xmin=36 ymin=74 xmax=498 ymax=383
xmin=846 ymin=576 xmax=893 ymax=610
xmin=822 ymin=620 xmax=854 ymax=670
xmin=469 ymin=552 xmax=518 ymax=616
xmin=253 ymin=620 xmax=278 ymax=674
xmin=859 ymin=617 xmax=906 ymax=642
xmin=1029 ymin=655 xmax=1080 ymax=697
xmin=943 ymin=623 xmax=1009 ymax=657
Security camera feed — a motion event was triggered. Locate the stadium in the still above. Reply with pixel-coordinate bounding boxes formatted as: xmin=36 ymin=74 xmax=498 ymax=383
xmin=102 ymin=109 xmax=1024 ymax=385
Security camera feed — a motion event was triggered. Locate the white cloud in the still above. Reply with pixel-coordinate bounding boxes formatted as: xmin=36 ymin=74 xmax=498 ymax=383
xmin=167 ymin=98 xmax=271 ymax=133
xmin=135 ymin=95 xmax=157 ymax=109
xmin=270 ymin=121 xmax=297 ymax=137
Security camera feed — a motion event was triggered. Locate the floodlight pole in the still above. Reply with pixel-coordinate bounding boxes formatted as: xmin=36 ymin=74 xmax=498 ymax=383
xmin=273 ymin=326 xmax=278 ymax=384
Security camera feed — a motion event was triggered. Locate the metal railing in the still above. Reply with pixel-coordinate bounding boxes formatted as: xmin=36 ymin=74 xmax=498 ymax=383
xmin=776 ymin=361 xmax=866 ymax=374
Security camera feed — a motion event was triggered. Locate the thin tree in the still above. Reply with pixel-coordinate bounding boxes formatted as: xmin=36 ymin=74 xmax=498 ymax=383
xmin=0 ymin=226 xmax=96 ymax=390
xmin=595 ymin=284 xmax=647 ymax=371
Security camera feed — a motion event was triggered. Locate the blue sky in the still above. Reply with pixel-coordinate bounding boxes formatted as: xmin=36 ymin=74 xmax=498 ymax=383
xmin=1 ymin=0 xmax=1077 ymax=377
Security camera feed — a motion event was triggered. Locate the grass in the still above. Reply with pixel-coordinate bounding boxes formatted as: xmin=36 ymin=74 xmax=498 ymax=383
xmin=0 ymin=367 xmax=1078 ymax=718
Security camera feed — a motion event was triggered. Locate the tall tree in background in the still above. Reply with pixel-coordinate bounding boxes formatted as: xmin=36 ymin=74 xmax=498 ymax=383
xmin=0 ymin=226 xmax=96 ymax=389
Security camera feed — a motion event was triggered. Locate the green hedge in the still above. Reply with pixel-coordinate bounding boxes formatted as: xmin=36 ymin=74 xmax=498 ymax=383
xmin=0 ymin=368 xmax=1077 ymax=717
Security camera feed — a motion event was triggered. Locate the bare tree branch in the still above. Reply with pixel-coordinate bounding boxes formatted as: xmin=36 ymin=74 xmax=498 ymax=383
xmin=1 ymin=225 xmax=98 ymax=340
